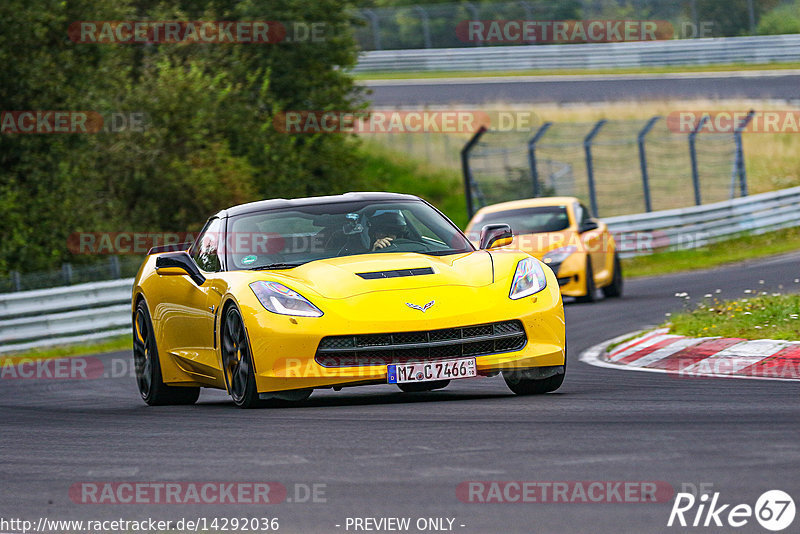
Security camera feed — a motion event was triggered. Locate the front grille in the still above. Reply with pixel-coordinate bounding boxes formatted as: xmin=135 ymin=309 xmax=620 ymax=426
xmin=315 ymin=320 xmax=527 ymax=367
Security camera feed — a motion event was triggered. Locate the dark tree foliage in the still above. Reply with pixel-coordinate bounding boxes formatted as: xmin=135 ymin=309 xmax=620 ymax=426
xmin=0 ymin=0 xmax=366 ymax=273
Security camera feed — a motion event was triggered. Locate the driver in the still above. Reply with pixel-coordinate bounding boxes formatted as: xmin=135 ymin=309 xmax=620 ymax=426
xmin=369 ymin=212 xmax=408 ymax=251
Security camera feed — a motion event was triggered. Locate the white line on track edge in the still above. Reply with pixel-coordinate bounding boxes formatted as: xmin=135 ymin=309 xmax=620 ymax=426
xmin=578 ymin=329 xmax=800 ymax=382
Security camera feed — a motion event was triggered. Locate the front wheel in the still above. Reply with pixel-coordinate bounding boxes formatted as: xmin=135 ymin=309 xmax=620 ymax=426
xmin=503 ymin=366 xmax=565 ymax=395
xmin=133 ymin=300 xmax=200 ymax=406
xmin=602 ymin=253 xmax=623 ymax=298
xmin=222 ymin=306 xmax=267 ymax=409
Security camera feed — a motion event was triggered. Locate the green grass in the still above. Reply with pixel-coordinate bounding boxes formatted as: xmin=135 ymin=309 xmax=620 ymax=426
xmin=668 ymin=293 xmax=800 ymax=341
xmin=623 ymin=227 xmax=800 ymax=278
xmin=1 ymin=334 xmax=131 ymax=362
xmin=356 ymin=61 xmax=800 ymax=81
xmin=359 ymin=140 xmax=468 ymax=228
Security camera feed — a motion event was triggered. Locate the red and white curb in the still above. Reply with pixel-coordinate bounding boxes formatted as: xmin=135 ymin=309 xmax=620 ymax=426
xmin=580 ymin=328 xmax=800 ymax=381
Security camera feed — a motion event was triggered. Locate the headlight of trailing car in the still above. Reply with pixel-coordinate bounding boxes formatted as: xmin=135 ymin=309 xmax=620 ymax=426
xmin=543 ymin=245 xmax=578 ymax=265
xmin=250 ymin=281 xmax=323 ymax=317
xmin=509 ymin=257 xmax=548 ymax=300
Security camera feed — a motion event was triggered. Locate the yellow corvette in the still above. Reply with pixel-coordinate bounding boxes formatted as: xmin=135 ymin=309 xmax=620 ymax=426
xmin=465 ymin=197 xmax=622 ymax=303
xmin=132 ymin=193 xmax=565 ymax=408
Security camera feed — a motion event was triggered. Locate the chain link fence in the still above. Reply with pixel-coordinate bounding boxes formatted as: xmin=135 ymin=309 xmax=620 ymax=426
xmin=0 ymin=255 xmax=143 ymax=293
xmin=462 ymin=114 xmax=750 ymax=218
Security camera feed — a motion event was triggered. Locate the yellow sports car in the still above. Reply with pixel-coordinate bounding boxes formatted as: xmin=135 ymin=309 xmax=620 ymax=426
xmin=465 ymin=197 xmax=622 ymax=303
xmin=132 ymin=193 xmax=566 ymax=408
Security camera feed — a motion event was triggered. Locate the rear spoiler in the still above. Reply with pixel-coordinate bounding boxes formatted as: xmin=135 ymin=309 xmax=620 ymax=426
xmin=147 ymin=242 xmax=192 ymax=255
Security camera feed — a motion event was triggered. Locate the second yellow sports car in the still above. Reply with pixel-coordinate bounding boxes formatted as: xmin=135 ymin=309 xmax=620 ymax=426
xmin=132 ymin=193 xmax=566 ymax=408
xmin=465 ymin=197 xmax=622 ymax=303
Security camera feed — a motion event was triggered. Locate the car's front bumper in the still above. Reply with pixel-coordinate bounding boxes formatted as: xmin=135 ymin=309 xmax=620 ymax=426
xmin=244 ymin=283 xmax=565 ymax=393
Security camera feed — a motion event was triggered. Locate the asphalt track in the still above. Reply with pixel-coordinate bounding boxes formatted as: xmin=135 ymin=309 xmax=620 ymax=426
xmin=2 ymin=252 xmax=799 ymax=534
xmin=364 ymin=71 xmax=800 ymax=105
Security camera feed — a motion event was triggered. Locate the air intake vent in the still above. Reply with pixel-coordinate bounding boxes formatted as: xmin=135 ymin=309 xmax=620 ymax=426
xmin=356 ymin=267 xmax=434 ymax=280
xmin=315 ymin=320 xmax=527 ymax=367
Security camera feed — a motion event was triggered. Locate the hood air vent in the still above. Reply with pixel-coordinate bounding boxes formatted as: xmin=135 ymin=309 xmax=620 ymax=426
xmin=356 ymin=267 xmax=434 ymax=280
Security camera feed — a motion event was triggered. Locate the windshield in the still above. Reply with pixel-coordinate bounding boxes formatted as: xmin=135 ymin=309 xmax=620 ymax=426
xmin=467 ymin=205 xmax=571 ymax=239
xmin=225 ymin=199 xmax=473 ymax=270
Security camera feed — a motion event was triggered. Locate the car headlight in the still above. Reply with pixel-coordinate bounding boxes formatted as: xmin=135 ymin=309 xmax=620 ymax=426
xmin=509 ymin=257 xmax=548 ymax=300
xmin=249 ymin=281 xmax=323 ymax=317
xmin=543 ymin=245 xmax=578 ymax=265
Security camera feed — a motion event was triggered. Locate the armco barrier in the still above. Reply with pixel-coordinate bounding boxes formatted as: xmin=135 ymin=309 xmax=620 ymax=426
xmin=606 ymin=186 xmax=800 ymax=258
xmin=2 ymin=186 xmax=800 ymax=353
xmin=354 ymin=34 xmax=800 ymax=73
xmin=0 ymin=279 xmax=133 ymax=354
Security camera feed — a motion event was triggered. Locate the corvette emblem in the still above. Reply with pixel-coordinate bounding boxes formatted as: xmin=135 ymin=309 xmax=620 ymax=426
xmin=406 ymin=300 xmax=435 ymax=312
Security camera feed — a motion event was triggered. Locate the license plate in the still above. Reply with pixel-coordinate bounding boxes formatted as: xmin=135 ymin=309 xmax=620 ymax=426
xmin=387 ymin=357 xmax=477 ymax=384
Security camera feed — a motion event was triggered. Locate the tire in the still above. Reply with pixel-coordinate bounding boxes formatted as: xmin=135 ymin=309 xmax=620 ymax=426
xmin=602 ymin=253 xmax=623 ymax=298
xmin=221 ymin=305 xmax=269 ymax=408
xmin=398 ymin=380 xmax=450 ymax=393
xmin=575 ymin=257 xmax=596 ymax=303
xmin=133 ymin=300 xmax=200 ymax=406
xmin=503 ymin=366 xmax=565 ymax=395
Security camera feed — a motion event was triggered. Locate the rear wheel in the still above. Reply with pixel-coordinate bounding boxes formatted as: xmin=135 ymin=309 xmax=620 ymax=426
xmin=503 ymin=366 xmax=565 ymax=395
xmin=398 ymin=380 xmax=450 ymax=393
xmin=575 ymin=258 xmax=596 ymax=303
xmin=602 ymin=253 xmax=623 ymax=298
xmin=222 ymin=306 xmax=267 ymax=409
xmin=133 ymin=300 xmax=200 ymax=406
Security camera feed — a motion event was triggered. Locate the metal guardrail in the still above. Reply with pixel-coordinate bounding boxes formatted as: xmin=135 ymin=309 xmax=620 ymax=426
xmin=354 ymin=34 xmax=800 ymax=72
xmin=606 ymin=186 xmax=800 ymax=258
xmin=0 ymin=279 xmax=133 ymax=354
xmin=2 ymin=186 xmax=800 ymax=353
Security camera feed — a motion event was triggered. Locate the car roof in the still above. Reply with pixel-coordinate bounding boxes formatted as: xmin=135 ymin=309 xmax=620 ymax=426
xmin=216 ymin=192 xmax=422 ymax=218
xmin=472 ymin=197 xmax=579 ymax=217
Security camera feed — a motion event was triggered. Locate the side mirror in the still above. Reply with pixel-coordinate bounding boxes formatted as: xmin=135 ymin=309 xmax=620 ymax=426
xmin=155 ymin=251 xmax=206 ymax=286
xmin=479 ymin=224 xmax=513 ymax=250
xmin=580 ymin=220 xmax=599 ymax=233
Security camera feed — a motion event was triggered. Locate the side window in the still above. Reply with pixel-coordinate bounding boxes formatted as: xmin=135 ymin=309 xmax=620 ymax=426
xmin=191 ymin=218 xmax=223 ymax=272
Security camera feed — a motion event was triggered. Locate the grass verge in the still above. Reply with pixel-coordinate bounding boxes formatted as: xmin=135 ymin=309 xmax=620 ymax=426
xmin=622 ymin=227 xmax=800 ymax=278
xmin=1 ymin=334 xmax=131 ymax=363
xmin=667 ymin=293 xmax=800 ymax=341
xmin=356 ymin=62 xmax=800 ymax=81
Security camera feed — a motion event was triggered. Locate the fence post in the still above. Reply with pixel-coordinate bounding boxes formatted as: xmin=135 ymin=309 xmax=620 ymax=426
xmin=527 ymin=122 xmax=552 ymax=198
xmin=62 ymin=263 xmax=73 ymax=285
xmin=109 ymin=255 xmax=121 ymax=279
xmin=734 ymin=110 xmax=755 ymax=197
xmin=584 ymin=119 xmax=606 ymax=217
xmin=461 ymin=126 xmax=487 ymax=219
xmin=637 ymin=116 xmax=660 ymax=213
xmin=11 ymin=271 xmax=22 ymax=292
xmin=688 ymin=115 xmax=709 ymax=206
xmin=463 ymin=2 xmax=482 ymax=46
xmin=518 ymin=1 xmax=532 ymax=21
xmin=412 ymin=6 xmax=432 ymax=48
xmin=362 ymin=9 xmax=381 ymax=51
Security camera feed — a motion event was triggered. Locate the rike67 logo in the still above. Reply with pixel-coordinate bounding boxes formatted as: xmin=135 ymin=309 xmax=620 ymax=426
xmin=668 ymin=489 xmax=795 ymax=531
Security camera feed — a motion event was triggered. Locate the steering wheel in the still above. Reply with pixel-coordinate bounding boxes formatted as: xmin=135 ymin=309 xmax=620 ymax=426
xmin=372 ymin=237 xmax=422 ymax=253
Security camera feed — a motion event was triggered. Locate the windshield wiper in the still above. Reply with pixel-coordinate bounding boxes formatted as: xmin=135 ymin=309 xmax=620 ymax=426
xmin=250 ymin=262 xmax=307 ymax=270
